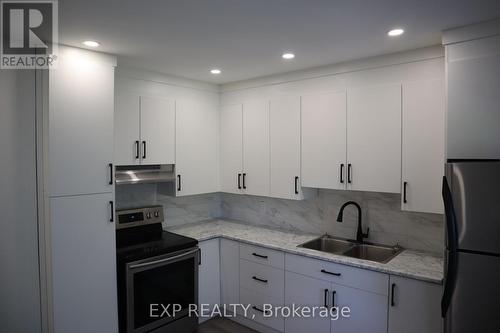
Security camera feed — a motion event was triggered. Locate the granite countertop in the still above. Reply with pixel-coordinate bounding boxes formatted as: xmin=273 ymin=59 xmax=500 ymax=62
xmin=167 ymin=219 xmax=443 ymax=284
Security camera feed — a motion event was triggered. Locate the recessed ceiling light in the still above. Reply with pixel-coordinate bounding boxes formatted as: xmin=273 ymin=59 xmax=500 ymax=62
xmin=388 ymin=28 xmax=404 ymax=37
xmin=210 ymin=69 xmax=221 ymax=75
xmin=82 ymin=40 xmax=100 ymax=47
xmin=282 ymin=53 xmax=295 ymax=60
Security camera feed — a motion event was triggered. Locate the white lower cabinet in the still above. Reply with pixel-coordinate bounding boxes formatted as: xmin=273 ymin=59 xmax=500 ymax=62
xmin=198 ymin=239 xmax=221 ymax=323
xmin=388 ymin=275 xmax=442 ymax=333
xmin=220 ymin=239 xmax=240 ymax=310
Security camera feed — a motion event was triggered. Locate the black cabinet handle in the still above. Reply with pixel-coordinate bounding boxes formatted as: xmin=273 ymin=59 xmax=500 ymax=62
xmin=332 ymin=290 xmax=337 ymax=310
xmin=321 ymin=269 xmax=341 ymax=277
xmin=324 ymin=289 xmax=329 ymax=308
xmin=252 ymin=276 xmax=268 ymax=283
xmin=391 ymin=283 xmax=396 ymax=306
xmin=109 ymin=201 xmax=114 ymax=222
xmin=108 ymin=163 xmax=113 ymax=185
xmin=177 ymin=175 xmax=181 ymax=192
xmin=347 ymin=164 xmax=352 ymax=184
xmin=198 ymin=248 xmax=201 ymax=266
xmin=252 ymin=306 xmax=264 ymax=313
xmin=242 ymin=173 xmax=247 ymax=189
xmin=135 ymin=140 xmax=140 ymax=159
xmin=403 ymin=181 xmax=408 ymax=204
xmin=142 ymin=141 xmax=146 ymax=159
xmin=294 ymin=176 xmax=299 ymax=194
xmin=238 ymin=173 xmax=242 ymax=189
xmin=340 ymin=164 xmax=345 ymax=184
xmin=252 ymin=253 xmax=268 ymax=259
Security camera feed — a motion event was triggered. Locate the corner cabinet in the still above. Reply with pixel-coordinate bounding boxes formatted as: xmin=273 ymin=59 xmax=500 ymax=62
xmin=388 ymin=275 xmax=442 ymax=333
xmin=175 ymin=99 xmax=219 ymax=196
xmin=401 ymin=80 xmax=445 ymax=213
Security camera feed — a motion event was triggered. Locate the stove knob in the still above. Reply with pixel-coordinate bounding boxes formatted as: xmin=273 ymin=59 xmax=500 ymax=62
xmin=146 ymin=212 xmax=151 ymax=219
xmin=154 ymin=211 xmax=159 ymax=218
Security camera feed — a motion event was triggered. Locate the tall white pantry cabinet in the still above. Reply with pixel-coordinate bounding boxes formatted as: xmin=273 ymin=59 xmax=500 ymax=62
xmin=48 ymin=46 xmax=118 ymax=333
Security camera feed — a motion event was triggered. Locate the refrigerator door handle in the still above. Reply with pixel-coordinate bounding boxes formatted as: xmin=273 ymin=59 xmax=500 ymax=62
xmin=441 ymin=176 xmax=459 ymax=318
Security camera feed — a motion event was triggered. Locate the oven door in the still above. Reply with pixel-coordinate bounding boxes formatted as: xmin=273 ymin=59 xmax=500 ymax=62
xmin=125 ymin=247 xmax=199 ymax=333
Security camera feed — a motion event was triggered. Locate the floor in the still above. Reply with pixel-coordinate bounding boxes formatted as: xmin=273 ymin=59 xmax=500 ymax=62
xmin=197 ymin=317 xmax=258 ymax=333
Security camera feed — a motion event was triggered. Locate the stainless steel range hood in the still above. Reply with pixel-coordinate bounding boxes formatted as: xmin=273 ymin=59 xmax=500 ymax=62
xmin=115 ymin=164 xmax=175 ymax=185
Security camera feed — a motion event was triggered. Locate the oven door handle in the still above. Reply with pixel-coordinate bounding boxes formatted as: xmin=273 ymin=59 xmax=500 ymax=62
xmin=128 ymin=248 xmax=199 ymax=269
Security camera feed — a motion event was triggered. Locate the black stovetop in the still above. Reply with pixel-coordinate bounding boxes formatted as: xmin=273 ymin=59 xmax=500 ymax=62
xmin=116 ymin=223 xmax=198 ymax=263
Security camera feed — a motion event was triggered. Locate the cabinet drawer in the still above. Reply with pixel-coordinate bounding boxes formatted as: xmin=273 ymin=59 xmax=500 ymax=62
xmin=239 ymin=287 xmax=284 ymax=332
xmin=240 ymin=259 xmax=284 ymax=302
xmin=240 ymin=243 xmax=284 ymax=269
xmin=285 ymin=253 xmax=388 ymax=295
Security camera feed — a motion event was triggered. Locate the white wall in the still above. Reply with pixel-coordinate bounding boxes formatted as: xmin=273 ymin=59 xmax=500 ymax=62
xmin=0 ymin=70 xmax=42 ymax=332
xmin=221 ymin=46 xmax=444 ymax=103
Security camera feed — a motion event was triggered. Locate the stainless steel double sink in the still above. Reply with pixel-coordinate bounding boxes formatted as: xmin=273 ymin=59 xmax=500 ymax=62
xmin=298 ymin=235 xmax=403 ymax=264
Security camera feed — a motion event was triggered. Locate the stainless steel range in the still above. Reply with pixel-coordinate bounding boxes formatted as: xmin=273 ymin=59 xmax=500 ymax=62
xmin=116 ymin=205 xmax=199 ymax=333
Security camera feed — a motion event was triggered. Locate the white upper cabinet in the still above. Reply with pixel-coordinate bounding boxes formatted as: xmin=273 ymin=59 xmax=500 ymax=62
xmin=220 ymin=104 xmax=243 ymax=194
xmin=347 ymin=84 xmax=402 ymax=193
xmin=140 ymin=96 xmax=175 ymax=165
xmin=402 ymin=80 xmax=445 ymax=213
xmin=301 ymin=91 xmax=347 ymax=190
xmin=270 ymin=96 xmax=304 ymax=200
xmin=49 ymin=46 xmax=115 ymax=197
xmin=243 ymin=100 xmax=270 ymax=196
xmin=114 ymin=92 xmax=140 ymax=165
xmin=114 ymin=94 xmax=175 ymax=166
xmin=176 ymin=99 xmax=218 ymax=196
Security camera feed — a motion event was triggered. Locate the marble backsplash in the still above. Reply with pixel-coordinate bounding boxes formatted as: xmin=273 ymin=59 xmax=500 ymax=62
xmin=115 ymin=185 xmax=444 ymax=254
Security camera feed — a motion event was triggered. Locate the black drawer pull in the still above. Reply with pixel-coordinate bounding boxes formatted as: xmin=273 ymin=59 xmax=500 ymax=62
xmin=403 ymin=181 xmax=408 ymax=204
xmin=321 ymin=269 xmax=341 ymax=277
xmin=252 ymin=306 xmax=264 ymax=313
xmin=347 ymin=163 xmax=352 ymax=183
xmin=252 ymin=253 xmax=268 ymax=259
xmin=177 ymin=174 xmax=181 ymax=192
xmin=238 ymin=173 xmax=242 ymax=189
xmin=242 ymin=173 xmax=247 ymax=189
xmin=142 ymin=141 xmax=147 ymax=159
xmin=135 ymin=140 xmax=140 ymax=159
xmin=108 ymin=163 xmax=113 ymax=185
xmin=109 ymin=201 xmax=114 ymax=222
xmin=332 ymin=290 xmax=337 ymax=311
xmin=324 ymin=289 xmax=329 ymax=308
xmin=252 ymin=276 xmax=268 ymax=283
xmin=391 ymin=283 xmax=396 ymax=306
xmin=340 ymin=164 xmax=344 ymax=184
xmin=294 ymin=176 xmax=299 ymax=194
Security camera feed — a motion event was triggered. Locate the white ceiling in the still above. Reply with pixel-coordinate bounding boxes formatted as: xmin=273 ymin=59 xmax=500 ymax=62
xmin=60 ymin=0 xmax=500 ymax=84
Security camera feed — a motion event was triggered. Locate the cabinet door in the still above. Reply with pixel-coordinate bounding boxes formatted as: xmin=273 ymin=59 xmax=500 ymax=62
xmin=139 ymin=96 xmax=175 ymax=165
xmin=114 ymin=92 xmax=140 ymax=166
xmin=243 ymin=100 xmax=270 ymax=196
xmin=402 ymin=80 xmax=445 ymax=213
xmin=51 ymin=193 xmax=117 ymax=333
xmin=49 ymin=46 xmax=114 ymax=196
xmin=176 ymin=99 xmax=218 ymax=196
xmin=332 ymin=284 xmax=387 ymax=333
xmin=388 ymin=276 xmax=442 ymax=333
xmin=270 ymin=96 xmax=302 ymax=199
xmin=220 ymin=104 xmax=243 ymax=194
xmin=301 ymin=91 xmax=347 ymax=190
xmin=198 ymin=239 xmax=221 ymax=323
xmin=220 ymin=239 xmax=240 ymax=311
xmin=284 ymin=271 xmax=331 ymax=333
xmin=347 ymin=84 xmax=401 ymax=193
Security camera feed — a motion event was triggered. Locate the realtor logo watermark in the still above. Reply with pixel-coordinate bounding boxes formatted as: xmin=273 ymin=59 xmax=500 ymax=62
xmin=1 ymin=0 xmax=58 ymax=68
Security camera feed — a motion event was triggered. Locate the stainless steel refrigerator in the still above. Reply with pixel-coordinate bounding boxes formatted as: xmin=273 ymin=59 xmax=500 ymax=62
xmin=442 ymin=161 xmax=500 ymax=333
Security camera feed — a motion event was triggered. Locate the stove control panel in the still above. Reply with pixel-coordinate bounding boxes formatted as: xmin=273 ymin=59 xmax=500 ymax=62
xmin=116 ymin=205 xmax=164 ymax=229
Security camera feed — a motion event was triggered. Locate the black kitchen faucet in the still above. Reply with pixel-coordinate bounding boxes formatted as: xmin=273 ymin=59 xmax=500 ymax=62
xmin=336 ymin=201 xmax=369 ymax=243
